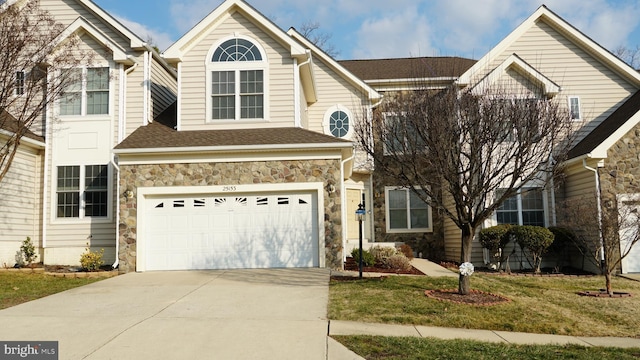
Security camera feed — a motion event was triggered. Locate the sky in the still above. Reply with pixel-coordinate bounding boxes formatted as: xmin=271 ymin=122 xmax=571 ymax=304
xmin=92 ymin=0 xmax=640 ymax=60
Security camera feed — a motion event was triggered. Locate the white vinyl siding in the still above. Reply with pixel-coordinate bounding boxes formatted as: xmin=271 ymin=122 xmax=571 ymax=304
xmin=150 ymin=57 xmax=177 ymax=120
xmin=179 ymin=12 xmax=295 ymax=130
xmin=125 ymin=54 xmax=146 ymax=135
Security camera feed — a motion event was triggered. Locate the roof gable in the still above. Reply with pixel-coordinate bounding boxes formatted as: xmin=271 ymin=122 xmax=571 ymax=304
xmin=163 ymin=0 xmax=307 ymax=63
xmin=457 ymin=5 xmax=640 ymax=88
xmin=74 ymin=0 xmax=146 ymax=49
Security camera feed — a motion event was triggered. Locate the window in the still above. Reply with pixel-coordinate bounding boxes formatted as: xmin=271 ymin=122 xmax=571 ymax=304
xmin=60 ymin=67 xmax=109 ymax=116
xmin=495 ymin=188 xmax=545 ymax=227
xmin=323 ymin=105 xmax=352 ymax=138
xmin=209 ymin=38 xmax=266 ymax=121
xmin=385 ymin=187 xmax=432 ymax=232
xmin=383 ymin=113 xmax=426 ymax=154
xmin=14 ymin=71 xmax=25 ymax=95
xmin=569 ymin=96 xmax=581 ymax=120
xmin=56 ymin=165 xmax=109 ymax=219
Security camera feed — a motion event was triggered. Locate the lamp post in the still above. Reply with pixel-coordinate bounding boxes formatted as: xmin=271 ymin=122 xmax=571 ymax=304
xmin=355 ymin=203 xmax=366 ymax=279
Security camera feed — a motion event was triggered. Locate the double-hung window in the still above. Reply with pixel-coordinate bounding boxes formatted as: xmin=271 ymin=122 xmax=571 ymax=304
xmin=56 ymin=165 xmax=109 ymax=219
xmin=495 ymin=188 xmax=545 ymax=227
xmin=385 ymin=187 xmax=432 ymax=232
xmin=568 ymin=96 xmax=581 ymax=120
xmin=209 ymin=38 xmax=266 ymax=121
xmin=60 ymin=67 xmax=109 ymax=116
xmin=383 ymin=113 xmax=426 ymax=154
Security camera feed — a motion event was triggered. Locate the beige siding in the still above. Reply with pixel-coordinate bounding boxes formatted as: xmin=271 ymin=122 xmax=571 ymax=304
xmin=40 ymin=0 xmax=132 ymax=52
xmin=179 ymin=12 xmax=296 ymax=130
xmin=125 ymin=54 xmax=146 ymax=136
xmin=307 ymin=59 xmax=369 ymax=138
xmin=471 ymin=20 xmax=637 ymax=143
xmin=150 ymin=57 xmax=177 ymax=120
xmin=443 ymin=192 xmax=461 ymax=262
xmin=0 ymin=146 xmax=42 ymax=266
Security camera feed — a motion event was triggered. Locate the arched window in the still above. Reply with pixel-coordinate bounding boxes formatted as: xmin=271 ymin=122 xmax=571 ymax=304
xmin=207 ymin=37 xmax=266 ymax=121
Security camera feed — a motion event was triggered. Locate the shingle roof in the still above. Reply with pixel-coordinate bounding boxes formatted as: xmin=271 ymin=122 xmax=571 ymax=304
xmin=115 ymin=120 xmax=351 ymax=151
xmin=338 ymin=57 xmax=477 ymax=81
xmin=568 ymin=90 xmax=640 ymax=159
xmin=0 ymin=110 xmax=45 ymax=143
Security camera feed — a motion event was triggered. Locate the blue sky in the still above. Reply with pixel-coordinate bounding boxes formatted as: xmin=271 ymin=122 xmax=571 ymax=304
xmin=93 ymin=0 xmax=640 ymax=60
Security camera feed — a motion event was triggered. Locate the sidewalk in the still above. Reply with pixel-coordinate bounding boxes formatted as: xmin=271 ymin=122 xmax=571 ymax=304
xmin=326 ymin=259 xmax=640 ymax=359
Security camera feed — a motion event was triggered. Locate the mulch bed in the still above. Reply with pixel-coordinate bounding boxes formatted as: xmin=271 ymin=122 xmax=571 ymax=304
xmin=425 ymin=289 xmax=511 ymax=306
xmin=343 ymin=257 xmax=424 ymax=275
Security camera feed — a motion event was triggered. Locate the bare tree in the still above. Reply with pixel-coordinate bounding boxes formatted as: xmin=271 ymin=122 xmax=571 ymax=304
xmin=0 ymin=0 xmax=89 ymax=183
xmin=613 ymin=45 xmax=640 ymax=70
xmin=558 ymin=194 xmax=640 ymax=294
xmin=299 ymin=21 xmax=338 ymax=58
xmin=355 ymin=84 xmax=574 ymax=294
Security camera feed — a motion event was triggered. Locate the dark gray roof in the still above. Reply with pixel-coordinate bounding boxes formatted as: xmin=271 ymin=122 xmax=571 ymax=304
xmin=568 ymin=90 xmax=640 ymax=159
xmin=0 ymin=110 xmax=44 ymax=143
xmin=338 ymin=57 xmax=477 ymax=81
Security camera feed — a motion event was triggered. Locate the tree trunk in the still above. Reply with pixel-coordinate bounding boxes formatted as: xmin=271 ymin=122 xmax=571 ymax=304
xmin=605 ymin=271 xmax=613 ymax=295
xmin=459 ymin=223 xmax=474 ymax=295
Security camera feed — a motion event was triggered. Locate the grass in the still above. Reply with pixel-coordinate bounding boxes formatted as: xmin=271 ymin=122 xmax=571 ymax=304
xmin=0 ymin=272 xmax=104 ymax=309
xmin=329 ymin=274 xmax=640 ymax=337
xmin=332 ymin=336 xmax=640 ymax=360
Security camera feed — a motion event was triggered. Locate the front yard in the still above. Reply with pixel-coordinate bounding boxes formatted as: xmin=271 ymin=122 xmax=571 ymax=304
xmin=0 ymin=271 xmax=104 ymax=309
xmin=329 ymin=274 xmax=640 ymax=337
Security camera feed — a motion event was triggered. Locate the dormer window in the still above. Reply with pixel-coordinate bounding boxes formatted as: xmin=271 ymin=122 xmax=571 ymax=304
xmin=208 ymin=37 xmax=267 ymax=121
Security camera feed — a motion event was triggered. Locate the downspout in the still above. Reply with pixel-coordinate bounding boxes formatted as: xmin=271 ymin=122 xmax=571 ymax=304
xmin=583 ymin=158 xmax=605 ymax=262
xmin=110 ymin=155 xmax=120 ymax=269
xmin=42 ymin=71 xmax=54 ymax=255
xmin=548 ymin=154 xmax=557 ymax=226
xmin=340 ymin=150 xmax=356 ymax=264
xmin=142 ymin=51 xmax=150 ymax=125
xmin=294 ymin=50 xmax=312 ymax=128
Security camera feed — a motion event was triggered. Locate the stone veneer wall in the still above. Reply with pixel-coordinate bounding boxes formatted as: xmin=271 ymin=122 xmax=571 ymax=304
xmin=118 ymin=159 xmax=343 ymax=273
xmin=371 ymin=171 xmax=445 ymax=260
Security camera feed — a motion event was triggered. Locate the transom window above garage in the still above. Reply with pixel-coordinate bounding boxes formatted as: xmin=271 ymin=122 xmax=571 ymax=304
xmin=207 ymin=37 xmax=267 ymax=121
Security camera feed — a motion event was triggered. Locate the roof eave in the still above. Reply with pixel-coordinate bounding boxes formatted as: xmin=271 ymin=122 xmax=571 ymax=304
xmin=114 ymin=142 xmax=353 ymax=155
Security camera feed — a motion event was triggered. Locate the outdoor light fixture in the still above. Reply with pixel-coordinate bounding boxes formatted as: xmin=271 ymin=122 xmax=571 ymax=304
xmin=355 ymin=202 xmax=366 ymax=278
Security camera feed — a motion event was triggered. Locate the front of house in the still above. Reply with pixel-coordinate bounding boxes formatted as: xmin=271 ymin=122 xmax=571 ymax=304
xmin=2 ymin=0 xmax=640 ymax=274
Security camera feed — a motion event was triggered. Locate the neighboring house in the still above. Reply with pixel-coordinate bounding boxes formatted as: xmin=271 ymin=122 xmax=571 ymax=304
xmin=0 ymin=0 xmax=177 ymax=268
xmin=3 ymin=0 xmax=640 ymax=275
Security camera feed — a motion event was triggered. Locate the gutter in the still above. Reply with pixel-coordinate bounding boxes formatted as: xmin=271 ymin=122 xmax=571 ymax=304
xmin=583 ymin=158 xmax=605 ymax=262
xmin=294 ymin=50 xmax=313 ymax=128
xmin=110 ymin=154 xmax=120 ymax=269
xmin=113 ymin=142 xmax=354 ymax=155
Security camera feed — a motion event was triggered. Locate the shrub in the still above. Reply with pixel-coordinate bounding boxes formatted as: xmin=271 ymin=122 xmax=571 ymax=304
xmin=385 ymin=254 xmax=412 ymax=271
xmin=548 ymin=226 xmax=577 ymax=271
xmin=370 ymin=245 xmax=398 ymax=265
xmin=397 ymin=244 xmax=414 ymax=260
xmin=80 ymin=244 xmax=104 ymax=271
xmin=479 ymin=224 xmax=512 ymax=253
xmin=511 ymin=225 xmax=554 ymax=273
xmin=20 ymin=237 xmax=37 ymax=267
xmin=350 ymin=247 xmax=375 ymax=267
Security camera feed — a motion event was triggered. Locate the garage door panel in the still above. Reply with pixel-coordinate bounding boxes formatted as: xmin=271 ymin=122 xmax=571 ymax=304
xmin=145 ymin=192 xmax=319 ymax=270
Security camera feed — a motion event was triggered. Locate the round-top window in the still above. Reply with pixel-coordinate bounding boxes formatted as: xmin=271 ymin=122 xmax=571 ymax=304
xmin=329 ymin=110 xmax=349 ymax=138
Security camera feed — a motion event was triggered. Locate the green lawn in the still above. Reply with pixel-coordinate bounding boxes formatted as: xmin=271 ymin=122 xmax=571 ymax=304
xmin=0 ymin=272 xmax=104 ymax=309
xmin=329 ymin=274 xmax=640 ymax=337
xmin=333 ymin=336 xmax=640 ymax=360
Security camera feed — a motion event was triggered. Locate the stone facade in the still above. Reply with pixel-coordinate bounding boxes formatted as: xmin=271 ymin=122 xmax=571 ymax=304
xmin=600 ymin=126 xmax=640 ymax=204
xmin=371 ymin=171 xmax=445 ymax=261
xmin=118 ymin=159 xmax=343 ymax=273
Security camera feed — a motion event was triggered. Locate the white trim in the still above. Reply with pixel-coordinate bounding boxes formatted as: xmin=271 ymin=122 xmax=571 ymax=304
xmin=457 ymin=6 xmax=640 ymax=87
xmin=75 ymin=0 xmax=145 ymax=49
xmin=294 ymin=58 xmax=300 ymax=127
xmin=57 ymin=65 xmax=114 ymax=119
xmin=384 ymin=186 xmax=433 ymax=233
xmin=589 ymin=109 xmax=640 ymax=158
xmin=163 ymin=0 xmax=306 ymax=61
xmin=143 ymin=51 xmax=150 ymax=125
xmin=470 ymin=54 xmax=561 ymax=97
xmin=205 ymin=35 xmax=269 ymax=122
xmin=176 ymin=62 xmax=182 ymax=131
xmin=568 ymin=95 xmax=582 ymax=121
xmin=52 ymin=17 xmax=130 ymax=64
xmin=135 ymin=182 xmax=325 ymax=272
xmin=323 ymin=105 xmax=354 ymax=139
xmin=114 ymin=142 xmax=352 ymax=155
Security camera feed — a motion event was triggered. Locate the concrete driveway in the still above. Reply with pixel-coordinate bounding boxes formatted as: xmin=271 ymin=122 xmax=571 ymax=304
xmin=0 ymin=269 xmax=332 ymax=360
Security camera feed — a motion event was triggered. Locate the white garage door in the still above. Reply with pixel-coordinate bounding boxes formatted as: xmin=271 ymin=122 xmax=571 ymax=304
xmin=144 ymin=192 xmax=319 ymax=271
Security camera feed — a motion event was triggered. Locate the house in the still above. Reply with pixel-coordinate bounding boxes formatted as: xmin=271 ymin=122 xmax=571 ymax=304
xmin=2 ymin=0 xmax=640 ymax=274
xmin=0 ymin=0 xmax=177 ymax=268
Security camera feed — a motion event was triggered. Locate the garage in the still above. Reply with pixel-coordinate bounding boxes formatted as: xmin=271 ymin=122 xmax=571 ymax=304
xmin=142 ymin=191 xmax=319 ymax=271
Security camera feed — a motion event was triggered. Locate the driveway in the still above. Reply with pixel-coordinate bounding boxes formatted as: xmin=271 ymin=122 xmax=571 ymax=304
xmin=0 ymin=269 xmax=331 ymax=359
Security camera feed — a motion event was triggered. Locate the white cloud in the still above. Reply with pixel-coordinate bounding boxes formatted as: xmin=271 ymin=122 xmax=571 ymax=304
xmin=116 ymin=16 xmax=175 ymax=51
